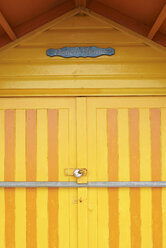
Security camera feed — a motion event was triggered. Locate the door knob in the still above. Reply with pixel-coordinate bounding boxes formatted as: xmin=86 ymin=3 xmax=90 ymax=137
xmin=73 ymin=168 xmax=87 ymax=178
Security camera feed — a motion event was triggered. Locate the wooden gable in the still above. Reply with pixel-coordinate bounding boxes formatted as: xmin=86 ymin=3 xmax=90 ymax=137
xmin=0 ymin=8 xmax=166 ymax=96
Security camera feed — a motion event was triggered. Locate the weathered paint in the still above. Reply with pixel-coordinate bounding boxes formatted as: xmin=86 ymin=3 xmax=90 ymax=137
xmin=0 ymin=9 xmax=166 ymax=248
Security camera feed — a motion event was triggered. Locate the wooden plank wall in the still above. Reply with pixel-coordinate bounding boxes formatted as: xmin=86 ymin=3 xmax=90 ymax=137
xmin=0 ymin=15 xmax=166 ymax=93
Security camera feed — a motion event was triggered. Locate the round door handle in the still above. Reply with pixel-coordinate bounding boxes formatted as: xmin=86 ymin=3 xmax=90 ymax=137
xmin=73 ymin=168 xmax=87 ymax=178
xmin=73 ymin=169 xmax=82 ymax=178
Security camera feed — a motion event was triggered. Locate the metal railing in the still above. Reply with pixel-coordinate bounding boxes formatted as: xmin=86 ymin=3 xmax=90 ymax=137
xmin=0 ymin=181 xmax=166 ymax=188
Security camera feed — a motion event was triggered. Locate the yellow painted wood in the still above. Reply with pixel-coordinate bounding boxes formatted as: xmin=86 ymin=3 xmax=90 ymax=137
xmin=68 ymin=100 xmax=77 ymax=248
xmin=82 ymin=97 xmax=166 ymax=109
xmin=1 ymin=46 xmax=165 ymax=62
xmin=15 ymin=110 xmax=26 ymax=248
xmin=76 ymin=98 xmax=87 ymax=184
xmin=96 ymin=109 xmax=109 ymax=248
xmin=87 ymin=99 xmax=98 ymax=248
xmin=37 ymin=109 xmax=48 ymax=248
xmin=76 ymin=98 xmax=88 ymax=248
xmin=0 ymin=97 xmax=76 ymax=109
xmin=0 ymin=110 xmax=5 ymax=248
xmin=50 ymin=15 xmax=112 ymax=29
xmin=0 ymin=10 xmax=165 ymax=97
xmin=1 ymin=96 xmax=166 ymax=248
xmin=0 ymin=62 xmax=165 ymax=78
xmin=118 ymin=109 xmax=131 ymax=248
xmin=58 ymin=106 xmax=77 ymax=248
xmin=140 ymin=109 xmax=153 ymax=248
xmin=2 ymin=80 xmax=166 ymax=94
xmin=58 ymin=109 xmax=70 ymax=248
xmin=0 ymin=97 xmax=77 ymax=248
xmin=20 ymin=29 xmax=141 ymax=46
xmin=2 ymin=78 xmax=166 ymax=90
xmin=161 ymin=108 xmax=166 ymax=248
xmin=86 ymin=97 xmax=166 ymax=248
xmin=2 ymin=88 xmax=166 ymax=96
xmin=69 ymin=185 xmax=78 ymax=248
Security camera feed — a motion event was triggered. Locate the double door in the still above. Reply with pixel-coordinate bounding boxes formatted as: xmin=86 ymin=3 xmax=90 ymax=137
xmin=0 ymin=97 xmax=165 ymax=248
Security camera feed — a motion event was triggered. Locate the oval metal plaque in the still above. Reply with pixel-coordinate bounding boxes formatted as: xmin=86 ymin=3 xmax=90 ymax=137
xmin=46 ymin=46 xmax=115 ymax=58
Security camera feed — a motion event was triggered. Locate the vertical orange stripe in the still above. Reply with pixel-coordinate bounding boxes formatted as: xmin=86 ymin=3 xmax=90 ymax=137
xmin=108 ymin=109 xmax=119 ymax=248
xmin=150 ymin=109 xmax=162 ymax=248
xmin=129 ymin=109 xmax=141 ymax=248
xmin=48 ymin=110 xmax=58 ymax=248
xmin=5 ymin=110 xmax=15 ymax=248
xmin=26 ymin=110 xmax=37 ymax=248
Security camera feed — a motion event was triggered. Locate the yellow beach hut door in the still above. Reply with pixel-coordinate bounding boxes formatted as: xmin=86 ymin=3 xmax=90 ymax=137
xmin=0 ymin=96 xmax=166 ymax=248
xmin=0 ymin=97 xmax=77 ymax=248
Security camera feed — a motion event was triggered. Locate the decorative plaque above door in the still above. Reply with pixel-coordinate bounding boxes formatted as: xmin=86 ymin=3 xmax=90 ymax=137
xmin=46 ymin=46 xmax=115 ymax=58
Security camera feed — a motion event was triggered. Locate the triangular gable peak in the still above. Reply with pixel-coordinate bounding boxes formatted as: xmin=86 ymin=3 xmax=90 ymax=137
xmin=0 ymin=8 xmax=166 ymax=96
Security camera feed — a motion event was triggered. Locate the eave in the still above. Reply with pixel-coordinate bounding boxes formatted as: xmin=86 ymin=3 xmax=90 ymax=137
xmin=0 ymin=1 xmax=166 ymax=48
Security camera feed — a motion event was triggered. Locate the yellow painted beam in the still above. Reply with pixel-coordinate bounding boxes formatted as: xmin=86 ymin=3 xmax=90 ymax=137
xmin=1 ymin=88 xmax=166 ymax=96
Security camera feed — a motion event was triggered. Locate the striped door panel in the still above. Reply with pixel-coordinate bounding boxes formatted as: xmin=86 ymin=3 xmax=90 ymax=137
xmin=0 ymin=98 xmax=77 ymax=248
xmin=87 ymin=97 xmax=166 ymax=248
xmin=0 ymin=97 xmax=166 ymax=248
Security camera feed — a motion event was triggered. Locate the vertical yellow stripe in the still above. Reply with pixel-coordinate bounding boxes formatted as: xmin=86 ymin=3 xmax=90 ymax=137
xmin=68 ymin=101 xmax=77 ymax=248
xmin=0 ymin=110 xmax=5 ymax=248
xmin=58 ymin=109 xmax=70 ymax=248
xmin=5 ymin=110 xmax=15 ymax=248
xmin=15 ymin=110 xmax=26 ymax=248
xmin=48 ymin=110 xmax=58 ymax=248
xmin=107 ymin=109 xmax=119 ymax=248
xmin=87 ymin=99 xmax=97 ymax=248
xmin=140 ymin=109 xmax=152 ymax=248
xmin=37 ymin=110 xmax=48 ymax=248
xmin=129 ymin=109 xmax=141 ymax=248
xmin=118 ymin=109 xmax=131 ymax=248
xmin=76 ymin=98 xmax=88 ymax=248
xmin=97 ymin=109 xmax=109 ymax=248
xmin=26 ymin=110 xmax=37 ymax=248
xmin=161 ymin=108 xmax=166 ymax=248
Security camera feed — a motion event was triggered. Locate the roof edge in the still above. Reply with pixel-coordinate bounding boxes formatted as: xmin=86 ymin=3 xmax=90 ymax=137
xmin=82 ymin=7 xmax=166 ymax=53
xmin=0 ymin=8 xmax=80 ymax=53
xmin=0 ymin=6 xmax=166 ymax=54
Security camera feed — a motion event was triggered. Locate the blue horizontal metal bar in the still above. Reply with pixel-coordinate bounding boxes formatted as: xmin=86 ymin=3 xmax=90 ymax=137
xmin=0 ymin=181 xmax=166 ymax=188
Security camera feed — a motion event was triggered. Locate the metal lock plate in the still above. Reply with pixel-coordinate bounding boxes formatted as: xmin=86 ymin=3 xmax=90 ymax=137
xmin=64 ymin=168 xmax=87 ymax=177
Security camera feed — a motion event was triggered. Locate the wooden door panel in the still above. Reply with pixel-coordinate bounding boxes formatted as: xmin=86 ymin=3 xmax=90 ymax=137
xmin=0 ymin=96 xmax=166 ymax=248
xmin=87 ymin=97 xmax=166 ymax=248
xmin=0 ymin=97 xmax=77 ymax=248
